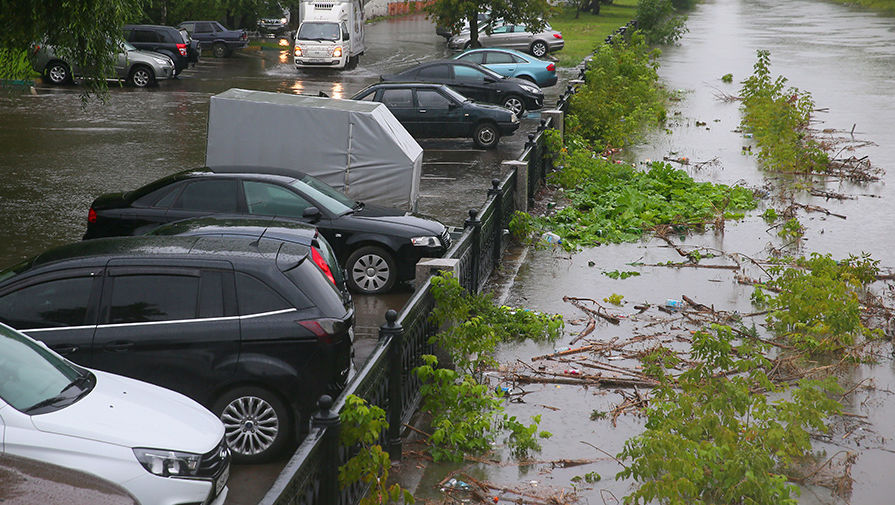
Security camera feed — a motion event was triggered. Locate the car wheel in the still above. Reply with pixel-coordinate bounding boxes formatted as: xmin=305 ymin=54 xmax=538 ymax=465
xmin=473 ymin=122 xmax=500 ymax=149
xmin=213 ymin=42 xmax=228 ymax=58
xmin=128 ymin=65 xmax=155 ymax=88
xmin=214 ymin=386 xmax=292 ymax=464
xmin=45 ymin=61 xmax=71 ymax=85
xmin=502 ymin=94 xmax=525 ymax=117
xmin=347 ymin=246 xmax=396 ymax=294
xmin=530 ymin=40 xmax=548 ymax=57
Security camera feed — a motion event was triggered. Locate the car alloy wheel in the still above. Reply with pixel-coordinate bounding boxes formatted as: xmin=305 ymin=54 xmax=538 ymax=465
xmin=213 ymin=42 xmax=228 ymax=58
xmin=215 ymin=387 xmax=290 ymax=463
xmin=502 ymin=95 xmax=525 ymax=117
xmin=473 ymin=122 xmax=499 ymax=149
xmin=46 ymin=62 xmax=70 ymax=85
xmin=129 ymin=66 xmax=154 ymax=88
xmin=347 ymin=246 xmax=396 ymax=294
xmin=531 ymin=41 xmax=548 ymax=57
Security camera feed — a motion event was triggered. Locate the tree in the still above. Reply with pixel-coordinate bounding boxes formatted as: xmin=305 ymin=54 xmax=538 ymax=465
xmin=0 ymin=0 xmax=144 ymax=97
xmin=426 ymin=0 xmax=553 ymax=48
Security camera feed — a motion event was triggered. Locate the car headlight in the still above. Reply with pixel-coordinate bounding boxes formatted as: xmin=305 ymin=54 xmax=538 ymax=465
xmin=294 ymin=45 xmax=303 ymax=57
xmin=519 ymin=84 xmax=540 ymax=95
xmin=151 ymin=56 xmax=169 ymax=66
xmin=511 ymin=113 xmax=519 ymax=123
xmin=134 ymin=448 xmax=201 ymax=478
xmin=280 ymin=18 xmax=288 ymax=24
xmin=411 ymin=236 xmax=441 ymax=247
xmin=333 ymin=46 xmax=343 ymax=58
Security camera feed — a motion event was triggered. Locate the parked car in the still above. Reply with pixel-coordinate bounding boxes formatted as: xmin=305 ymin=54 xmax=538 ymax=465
xmin=1 ymin=454 xmax=138 ymax=505
xmin=0 ymin=234 xmax=354 ymax=462
xmin=148 ymin=214 xmax=350 ymax=301
xmin=28 ymin=41 xmax=174 ymax=87
xmin=381 ymin=59 xmax=543 ymax=116
xmin=180 ymin=28 xmax=202 ymax=65
xmin=258 ymin=17 xmax=288 ymax=34
xmin=122 ymin=24 xmax=190 ymax=75
xmin=448 ymin=21 xmax=564 ymax=58
xmin=0 ymin=322 xmax=230 ymax=504
xmin=453 ymin=47 xmax=557 ymax=87
xmin=177 ymin=21 xmax=248 ymax=58
xmin=82 ymin=168 xmax=450 ymax=294
xmin=352 ymin=82 xmax=519 ymax=148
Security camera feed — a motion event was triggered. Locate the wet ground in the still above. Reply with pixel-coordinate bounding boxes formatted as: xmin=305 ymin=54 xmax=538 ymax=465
xmin=0 ymin=14 xmax=568 ymax=505
xmin=405 ymin=0 xmax=895 ymax=504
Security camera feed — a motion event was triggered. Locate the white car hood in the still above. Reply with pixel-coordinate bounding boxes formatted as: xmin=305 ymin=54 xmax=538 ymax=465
xmin=31 ymin=371 xmax=223 ymax=453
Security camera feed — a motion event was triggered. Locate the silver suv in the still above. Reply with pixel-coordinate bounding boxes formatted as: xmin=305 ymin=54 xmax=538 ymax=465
xmin=29 ymin=41 xmax=175 ymax=88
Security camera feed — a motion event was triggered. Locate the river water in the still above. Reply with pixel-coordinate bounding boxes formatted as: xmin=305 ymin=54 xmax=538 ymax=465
xmin=420 ymin=0 xmax=895 ymax=503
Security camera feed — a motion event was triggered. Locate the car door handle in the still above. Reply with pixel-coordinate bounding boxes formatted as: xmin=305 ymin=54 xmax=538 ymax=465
xmin=104 ymin=341 xmax=134 ymax=352
xmin=52 ymin=344 xmax=79 ymax=355
xmin=419 ymin=109 xmax=426 ymax=113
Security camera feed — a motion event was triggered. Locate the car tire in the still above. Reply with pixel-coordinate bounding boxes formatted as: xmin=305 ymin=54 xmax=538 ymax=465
xmin=347 ymin=245 xmax=397 ymax=294
xmin=214 ymin=386 xmax=292 ymax=464
xmin=128 ymin=65 xmax=155 ymax=88
xmin=502 ymin=94 xmax=525 ymax=117
xmin=530 ymin=40 xmax=548 ymax=58
xmin=45 ymin=61 xmax=71 ymax=85
xmin=213 ymin=42 xmax=229 ymax=58
xmin=473 ymin=122 xmax=500 ymax=149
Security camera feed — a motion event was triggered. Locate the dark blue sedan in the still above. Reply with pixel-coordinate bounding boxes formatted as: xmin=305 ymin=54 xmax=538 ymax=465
xmin=452 ymin=48 xmax=558 ymax=88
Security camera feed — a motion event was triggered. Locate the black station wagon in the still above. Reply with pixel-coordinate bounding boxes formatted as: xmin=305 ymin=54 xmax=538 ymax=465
xmin=352 ymin=82 xmax=520 ymax=149
xmin=83 ymin=168 xmax=450 ymax=294
xmin=0 ymin=235 xmax=354 ymax=463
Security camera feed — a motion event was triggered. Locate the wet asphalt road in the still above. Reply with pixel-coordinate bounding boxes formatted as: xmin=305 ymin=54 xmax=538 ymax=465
xmin=0 ymin=14 xmax=565 ymax=505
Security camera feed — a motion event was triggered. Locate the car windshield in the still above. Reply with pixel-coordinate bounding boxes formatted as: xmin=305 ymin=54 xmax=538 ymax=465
xmin=0 ymin=324 xmax=89 ymax=413
xmin=441 ymin=86 xmax=468 ymax=102
xmin=297 ymin=22 xmax=340 ymax=41
xmin=122 ymin=41 xmax=137 ymax=51
xmin=290 ymin=175 xmax=355 ymax=215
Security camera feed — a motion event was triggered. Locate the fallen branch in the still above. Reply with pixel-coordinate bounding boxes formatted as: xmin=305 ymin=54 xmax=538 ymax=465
xmin=569 ymin=318 xmax=596 ymax=346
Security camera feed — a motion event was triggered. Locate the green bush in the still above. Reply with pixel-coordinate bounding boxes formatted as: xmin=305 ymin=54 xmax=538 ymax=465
xmin=0 ymin=49 xmax=34 ymax=80
xmin=635 ymin=0 xmax=688 ymax=45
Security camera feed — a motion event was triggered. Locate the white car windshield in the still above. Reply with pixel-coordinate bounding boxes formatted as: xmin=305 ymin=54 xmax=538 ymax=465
xmin=290 ymin=175 xmax=356 ymax=215
xmin=297 ymin=22 xmax=340 ymax=41
xmin=0 ymin=324 xmax=86 ymax=412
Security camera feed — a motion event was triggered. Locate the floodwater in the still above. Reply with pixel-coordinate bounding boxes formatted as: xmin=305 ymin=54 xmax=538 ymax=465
xmin=409 ymin=0 xmax=895 ymax=503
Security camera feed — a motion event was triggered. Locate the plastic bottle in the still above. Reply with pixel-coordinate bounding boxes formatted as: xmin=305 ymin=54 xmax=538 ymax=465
xmin=564 ymin=368 xmax=581 ymax=375
xmin=665 ymin=299 xmax=684 ymax=309
xmin=541 ymin=231 xmax=562 ymax=244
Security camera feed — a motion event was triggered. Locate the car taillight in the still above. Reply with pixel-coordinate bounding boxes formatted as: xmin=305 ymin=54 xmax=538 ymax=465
xmin=87 ymin=208 xmax=97 ymax=224
xmin=311 ymin=246 xmax=337 ymax=286
xmin=298 ymin=318 xmax=347 ymax=344
xmin=241 ymin=32 xmax=247 ymax=40
xmin=553 ymin=33 xmax=563 ymax=39
xmin=546 ymin=63 xmax=555 ymax=72
xmin=31 ymin=44 xmax=41 ymax=55
xmin=176 ymin=43 xmax=187 ymax=56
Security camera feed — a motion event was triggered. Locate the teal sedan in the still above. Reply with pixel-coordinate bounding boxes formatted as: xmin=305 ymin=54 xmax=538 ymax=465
xmin=452 ymin=48 xmax=557 ymax=88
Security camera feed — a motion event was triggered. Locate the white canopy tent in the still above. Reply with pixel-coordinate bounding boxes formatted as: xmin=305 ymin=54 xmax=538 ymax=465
xmin=205 ymin=88 xmax=423 ymax=211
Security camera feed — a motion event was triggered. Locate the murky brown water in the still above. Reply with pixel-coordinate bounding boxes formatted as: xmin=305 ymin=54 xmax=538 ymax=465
xmin=407 ymin=0 xmax=895 ymax=503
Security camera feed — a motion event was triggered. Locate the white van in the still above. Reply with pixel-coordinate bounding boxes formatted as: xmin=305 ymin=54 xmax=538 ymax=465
xmin=294 ymin=0 xmax=365 ymax=69
xmin=0 ymin=323 xmax=230 ymax=505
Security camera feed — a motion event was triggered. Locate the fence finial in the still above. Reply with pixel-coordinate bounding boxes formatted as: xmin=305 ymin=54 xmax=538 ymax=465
xmin=385 ymin=308 xmax=398 ymax=326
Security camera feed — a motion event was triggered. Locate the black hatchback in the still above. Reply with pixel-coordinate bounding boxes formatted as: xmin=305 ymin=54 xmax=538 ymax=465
xmin=381 ymin=59 xmax=544 ymax=117
xmin=0 ymin=235 xmax=353 ymax=463
xmin=352 ymin=82 xmax=520 ymax=149
xmin=83 ymin=167 xmax=450 ymax=294
xmin=123 ymin=24 xmax=191 ymax=75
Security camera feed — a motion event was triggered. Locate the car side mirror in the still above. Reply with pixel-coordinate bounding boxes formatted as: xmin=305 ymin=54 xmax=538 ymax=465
xmin=484 ymin=76 xmax=496 ymax=83
xmin=303 ymin=206 xmax=321 ymax=221
xmin=342 ymin=32 xmax=350 ymax=41
xmin=448 ymin=102 xmax=460 ymax=109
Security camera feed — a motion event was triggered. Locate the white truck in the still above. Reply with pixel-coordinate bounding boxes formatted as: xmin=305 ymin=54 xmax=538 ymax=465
xmin=293 ymin=0 xmax=365 ymax=69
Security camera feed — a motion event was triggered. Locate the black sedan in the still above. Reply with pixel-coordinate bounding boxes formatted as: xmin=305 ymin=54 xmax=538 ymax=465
xmin=83 ymin=168 xmax=450 ymax=294
xmin=352 ymin=82 xmax=520 ymax=149
xmin=381 ymin=59 xmax=544 ymax=117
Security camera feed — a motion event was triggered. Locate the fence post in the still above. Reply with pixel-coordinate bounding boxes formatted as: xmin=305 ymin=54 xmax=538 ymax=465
xmin=488 ymin=178 xmax=502 ymax=266
xmin=380 ymin=309 xmax=404 ymax=461
xmin=311 ymin=394 xmax=341 ymax=504
xmin=502 ymin=160 xmax=528 ymax=214
xmin=464 ymin=209 xmax=481 ymax=292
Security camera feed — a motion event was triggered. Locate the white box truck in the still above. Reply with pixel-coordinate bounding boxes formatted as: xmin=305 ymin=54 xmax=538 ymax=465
xmin=293 ymin=0 xmax=365 ymax=69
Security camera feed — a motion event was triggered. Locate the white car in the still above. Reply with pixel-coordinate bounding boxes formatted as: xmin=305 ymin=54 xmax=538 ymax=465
xmin=0 ymin=323 xmax=230 ymax=505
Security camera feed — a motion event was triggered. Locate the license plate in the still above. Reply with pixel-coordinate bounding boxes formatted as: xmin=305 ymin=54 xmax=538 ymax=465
xmin=214 ymin=463 xmax=230 ymax=497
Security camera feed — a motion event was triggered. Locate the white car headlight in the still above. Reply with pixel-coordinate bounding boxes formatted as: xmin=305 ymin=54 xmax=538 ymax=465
xmin=152 ymin=56 xmax=170 ymax=66
xmin=519 ymin=84 xmax=540 ymax=94
xmin=411 ymin=236 xmax=441 ymax=247
xmin=134 ymin=448 xmax=201 ymax=478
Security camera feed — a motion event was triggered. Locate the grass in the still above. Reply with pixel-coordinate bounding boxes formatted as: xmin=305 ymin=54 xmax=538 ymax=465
xmin=824 ymin=0 xmax=895 ymax=12
xmin=548 ymin=0 xmax=639 ymax=67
